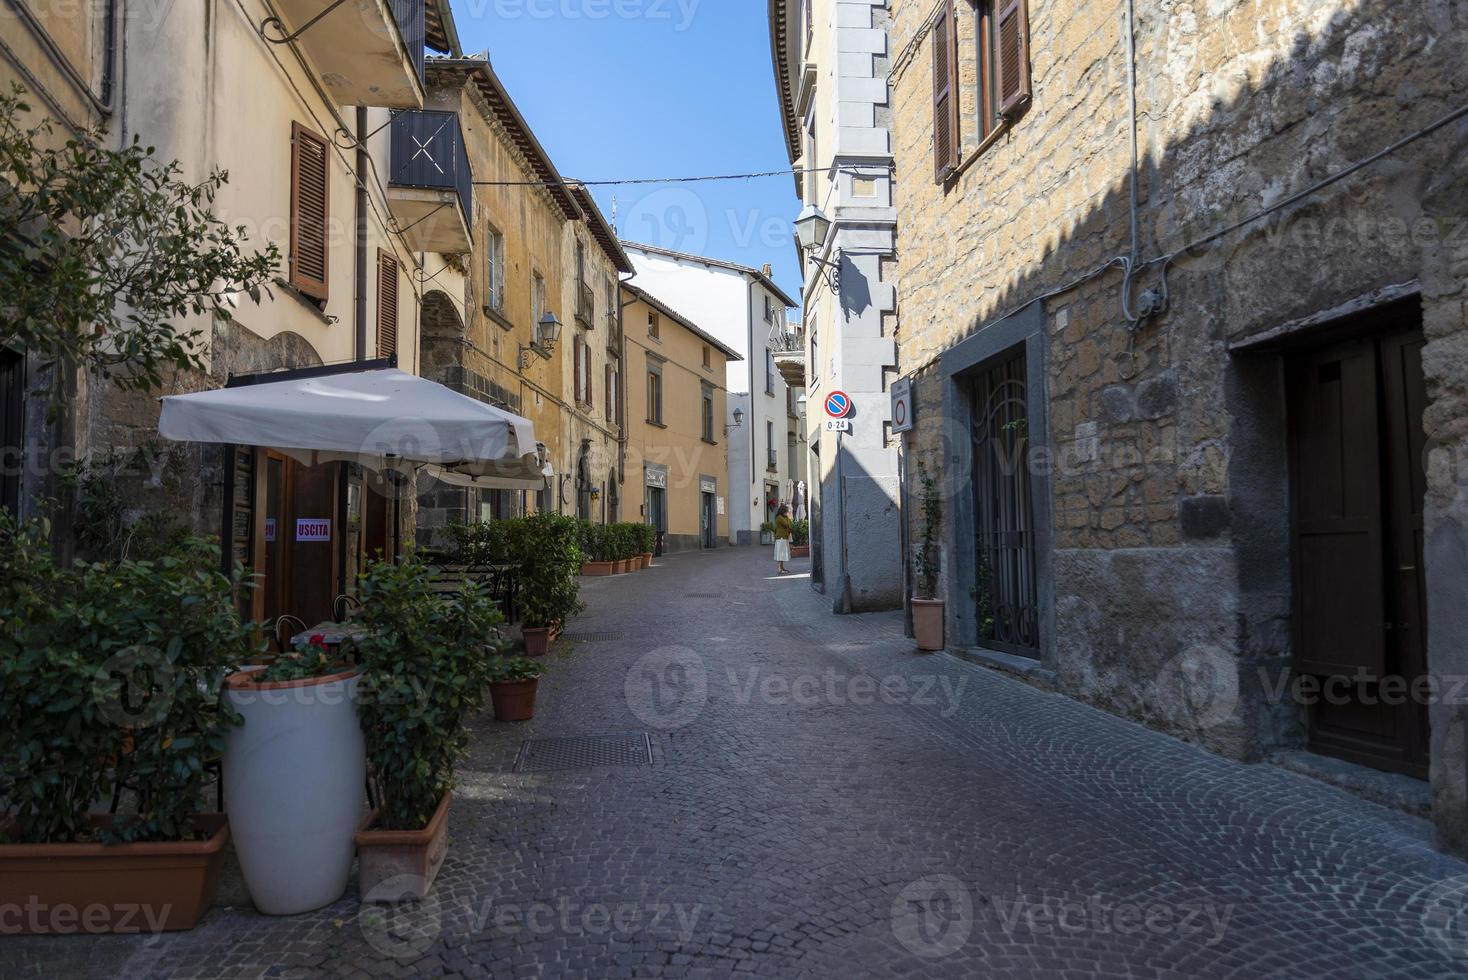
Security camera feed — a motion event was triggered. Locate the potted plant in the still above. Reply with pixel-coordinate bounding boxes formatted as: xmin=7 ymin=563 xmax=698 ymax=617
xmin=222 ymin=635 xmax=365 ymax=915
xmin=352 ymin=554 xmax=503 ymax=900
xmin=759 ymin=520 xmax=776 ymax=546
xmin=514 ymin=513 xmax=585 ymax=655
xmin=579 ymin=522 xmax=614 ymax=576
xmin=607 ymin=523 xmax=627 ymax=574
xmin=637 ymin=523 xmax=656 ymax=568
xmin=791 ymin=519 xmax=810 ymax=559
xmin=911 ymin=464 xmax=945 ymax=651
xmin=487 ymin=656 xmax=546 ymax=721
xmin=0 ymin=517 xmax=252 ymax=934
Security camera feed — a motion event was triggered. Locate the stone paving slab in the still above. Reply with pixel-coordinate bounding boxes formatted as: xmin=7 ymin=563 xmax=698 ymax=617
xmin=6 ymin=547 xmax=1468 ymax=978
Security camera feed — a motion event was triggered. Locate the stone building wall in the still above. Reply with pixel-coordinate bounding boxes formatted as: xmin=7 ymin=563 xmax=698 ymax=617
xmin=890 ymin=0 xmax=1468 ymax=846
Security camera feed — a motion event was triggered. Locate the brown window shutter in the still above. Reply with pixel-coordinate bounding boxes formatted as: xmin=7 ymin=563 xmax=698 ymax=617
xmin=994 ymin=0 xmax=1032 ymax=117
xmin=574 ymin=336 xmax=584 ymax=403
xmin=931 ymin=3 xmax=960 ymax=182
xmin=377 ymin=250 xmax=399 ymax=359
xmin=290 ymin=122 xmax=330 ymax=301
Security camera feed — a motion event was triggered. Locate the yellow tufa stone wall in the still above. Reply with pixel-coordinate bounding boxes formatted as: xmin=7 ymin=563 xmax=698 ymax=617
xmin=889 ymin=0 xmax=1468 ymax=794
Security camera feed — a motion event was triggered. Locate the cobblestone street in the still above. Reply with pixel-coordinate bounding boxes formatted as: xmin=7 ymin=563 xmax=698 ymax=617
xmin=10 ymin=546 xmax=1468 ymax=978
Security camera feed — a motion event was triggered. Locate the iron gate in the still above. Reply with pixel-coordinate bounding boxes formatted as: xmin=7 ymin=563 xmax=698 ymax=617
xmin=971 ymin=353 xmax=1039 ymax=658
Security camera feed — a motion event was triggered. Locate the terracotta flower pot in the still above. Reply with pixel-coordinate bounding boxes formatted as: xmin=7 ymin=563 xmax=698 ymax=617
xmin=912 ymin=598 xmax=946 ymax=651
xmin=0 ymin=814 xmax=230 ymax=935
xmin=640 ymin=553 xmax=653 ymax=568
xmin=582 ymin=560 xmax=614 ymax=576
xmin=355 ymin=792 xmax=452 ymax=901
xmin=523 ymin=626 xmax=553 ymax=656
xmin=490 ymin=678 xmax=539 ymax=721
xmin=223 ymin=667 xmax=365 ymax=915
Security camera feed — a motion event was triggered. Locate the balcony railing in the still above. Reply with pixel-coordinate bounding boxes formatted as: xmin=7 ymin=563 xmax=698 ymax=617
xmin=389 ymin=109 xmax=472 ymax=237
xmin=391 ymin=0 xmax=427 ymax=85
xmin=576 ymin=281 xmax=595 ymax=329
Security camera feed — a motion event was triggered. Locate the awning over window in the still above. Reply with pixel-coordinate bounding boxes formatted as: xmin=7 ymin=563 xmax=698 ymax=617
xmin=159 ymin=368 xmax=550 ymax=490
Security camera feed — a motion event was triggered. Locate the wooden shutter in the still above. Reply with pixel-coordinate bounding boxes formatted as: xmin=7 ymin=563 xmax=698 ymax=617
xmin=290 ymin=123 xmax=330 ymax=301
xmin=574 ymin=335 xmax=584 ymax=404
xmin=1287 ymin=343 xmax=1387 ymax=678
xmin=932 ymin=2 xmax=959 ymax=182
xmin=994 ymin=0 xmax=1031 ymax=117
xmin=377 ymin=250 xmax=399 ymax=359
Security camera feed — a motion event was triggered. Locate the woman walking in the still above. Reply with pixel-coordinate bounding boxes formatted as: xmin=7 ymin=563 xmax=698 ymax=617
xmin=773 ymin=503 xmax=793 ymax=575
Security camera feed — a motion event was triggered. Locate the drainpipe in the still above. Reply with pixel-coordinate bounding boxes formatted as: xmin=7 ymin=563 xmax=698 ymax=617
xmin=342 ymin=106 xmax=369 ymax=595
xmin=354 ymin=106 xmax=370 ymax=361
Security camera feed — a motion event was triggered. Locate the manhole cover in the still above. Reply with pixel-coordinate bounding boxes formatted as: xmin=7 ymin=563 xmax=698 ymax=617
xmin=561 ymin=632 xmax=623 ymax=643
xmin=515 ymin=733 xmax=653 ymax=772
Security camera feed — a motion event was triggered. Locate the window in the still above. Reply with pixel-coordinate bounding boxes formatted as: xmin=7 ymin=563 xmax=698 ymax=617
xmin=572 ymin=331 xmax=594 ymax=407
xmin=532 ymin=271 xmax=545 ymax=324
xmin=937 ymin=0 xmax=1031 ymax=182
xmin=646 ymin=360 xmax=663 ymax=424
xmin=289 ymin=122 xmax=329 ymax=301
xmin=377 ymin=250 xmax=399 ymax=358
xmin=486 ymin=225 xmax=505 ymax=312
xmin=606 ymin=353 xmax=620 ymax=425
xmin=702 ymin=345 xmax=711 ymax=369
xmin=810 ymin=330 xmax=819 ymax=384
xmin=766 ymin=348 xmax=776 ymax=395
xmin=701 ymin=384 xmax=716 ymax=443
xmin=766 ymin=420 xmax=777 ymax=470
xmin=763 ymin=294 xmax=775 ymax=324
xmin=648 ymin=310 xmax=660 ymax=339
xmin=605 ymin=277 xmax=618 ymax=331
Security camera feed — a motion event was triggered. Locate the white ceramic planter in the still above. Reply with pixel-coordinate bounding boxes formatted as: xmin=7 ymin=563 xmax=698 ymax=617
xmin=223 ymin=667 xmax=365 ymax=915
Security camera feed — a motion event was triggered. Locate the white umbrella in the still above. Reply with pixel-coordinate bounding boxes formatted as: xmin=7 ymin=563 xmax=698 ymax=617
xmin=159 ymin=368 xmax=549 ymax=490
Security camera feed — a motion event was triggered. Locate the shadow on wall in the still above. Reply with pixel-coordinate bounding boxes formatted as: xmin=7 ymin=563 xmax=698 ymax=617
xmin=893 ymin=0 xmax=1468 ymax=769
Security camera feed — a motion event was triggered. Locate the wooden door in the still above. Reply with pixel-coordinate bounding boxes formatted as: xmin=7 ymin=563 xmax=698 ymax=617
xmin=1286 ymin=322 xmax=1429 ymax=777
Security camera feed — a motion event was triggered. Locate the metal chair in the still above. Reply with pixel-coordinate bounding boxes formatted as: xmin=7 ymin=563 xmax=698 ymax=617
xmin=332 ymin=594 xmax=363 ymax=622
xmin=272 ymin=614 xmax=309 ymax=653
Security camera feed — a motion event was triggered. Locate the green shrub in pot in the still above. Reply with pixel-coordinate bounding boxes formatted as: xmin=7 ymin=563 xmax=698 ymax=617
xmin=792 ymin=519 xmax=810 ymax=546
xmin=508 ymin=513 xmax=584 ymax=631
xmin=354 ymin=553 xmax=504 ymax=832
xmin=637 ymin=523 xmax=657 ymax=556
xmin=0 ymin=512 xmax=256 ymax=933
xmin=0 ymin=513 xmax=253 ymax=845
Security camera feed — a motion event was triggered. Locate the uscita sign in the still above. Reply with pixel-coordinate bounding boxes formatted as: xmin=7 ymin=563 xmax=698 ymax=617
xmin=295 ymin=519 xmax=331 ymax=542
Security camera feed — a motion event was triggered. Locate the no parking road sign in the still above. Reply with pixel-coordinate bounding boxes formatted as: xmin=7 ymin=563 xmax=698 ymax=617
xmin=824 ymin=390 xmax=852 ymax=419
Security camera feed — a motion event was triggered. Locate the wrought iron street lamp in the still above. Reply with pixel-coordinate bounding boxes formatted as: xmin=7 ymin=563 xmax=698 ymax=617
xmin=794 ymin=204 xmax=839 ymax=293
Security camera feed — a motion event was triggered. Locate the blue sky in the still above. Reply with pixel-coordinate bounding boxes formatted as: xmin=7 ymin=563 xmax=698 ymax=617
xmin=451 ymin=0 xmax=803 ymax=302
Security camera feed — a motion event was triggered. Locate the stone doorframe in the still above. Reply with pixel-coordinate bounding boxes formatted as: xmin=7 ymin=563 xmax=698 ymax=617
xmin=937 ymin=301 xmax=1057 ymax=667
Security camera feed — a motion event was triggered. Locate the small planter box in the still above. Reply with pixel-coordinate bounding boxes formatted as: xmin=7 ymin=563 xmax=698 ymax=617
xmin=582 ymin=561 xmax=614 ymax=576
xmin=640 ymin=553 xmax=653 ymax=569
xmin=490 ymin=678 xmax=539 ymax=721
xmin=523 ymin=626 xmax=554 ymax=656
xmin=791 ymin=544 xmax=810 ymax=559
xmin=355 ymin=792 xmax=452 ymax=901
xmin=0 ymin=814 xmax=230 ymax=935
xmin=912 ymin=598 xmax=946 ymax=651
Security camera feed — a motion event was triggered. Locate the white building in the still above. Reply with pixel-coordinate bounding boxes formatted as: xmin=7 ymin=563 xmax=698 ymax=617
xmin=621 ymin=243 xmax=799 ymax=546
xmin=769 ymin=0 xmax=902 ymax=610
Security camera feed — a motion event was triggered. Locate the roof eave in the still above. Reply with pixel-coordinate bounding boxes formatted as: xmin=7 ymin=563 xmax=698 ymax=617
xmin=769 ymin=0 xmax=801 ymax=165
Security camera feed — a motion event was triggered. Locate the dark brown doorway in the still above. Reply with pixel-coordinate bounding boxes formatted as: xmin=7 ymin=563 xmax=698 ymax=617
xmin=1286 ymin=313 xmax=1429 ymax=778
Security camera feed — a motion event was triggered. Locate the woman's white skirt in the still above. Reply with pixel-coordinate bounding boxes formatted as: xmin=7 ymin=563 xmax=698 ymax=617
xmin=774 ymin=539 xmax=792 ymax=562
